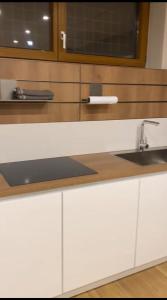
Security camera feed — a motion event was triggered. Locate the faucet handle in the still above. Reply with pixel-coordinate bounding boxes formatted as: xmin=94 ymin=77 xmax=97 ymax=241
xmin=144 ymin=136 xmax=149 ymax=149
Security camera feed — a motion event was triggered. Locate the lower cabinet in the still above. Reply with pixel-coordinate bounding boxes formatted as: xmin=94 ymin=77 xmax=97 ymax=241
xmin=63 ymin=179 xmax=139 ymax=292
xmin=0 ymin=191 xmax=62 ymax=298
xmin=1 ymin=172 xmax=167 ymax=297
xmin=136 ymin=173 xmax=167 ymax=267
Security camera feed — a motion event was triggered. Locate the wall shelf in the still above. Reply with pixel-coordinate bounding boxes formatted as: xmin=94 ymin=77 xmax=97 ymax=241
xmin=0 ymin=100 xmax=52 ymax=103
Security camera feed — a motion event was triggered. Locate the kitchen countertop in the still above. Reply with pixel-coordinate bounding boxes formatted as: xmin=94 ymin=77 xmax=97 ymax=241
xmin=0 ymin=151 xmax=167 ymax=199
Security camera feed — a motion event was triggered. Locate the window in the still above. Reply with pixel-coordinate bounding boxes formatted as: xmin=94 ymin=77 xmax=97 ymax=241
xmin=0 ymin=2 xmax=57 ymax=60
xmin=59 ymin=2 xmax=150 ymax=67
xmin=0 ymin=2 xmax=52 ymax=51
xmin=66 ymin=2 xmax=139 ymax=58
xmin=0 ymin=2 xmax=149 ymax=67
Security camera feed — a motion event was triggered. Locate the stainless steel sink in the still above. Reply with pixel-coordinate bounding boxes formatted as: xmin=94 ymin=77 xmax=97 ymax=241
xmin=116 ymin=149 xmax=167 ymax=166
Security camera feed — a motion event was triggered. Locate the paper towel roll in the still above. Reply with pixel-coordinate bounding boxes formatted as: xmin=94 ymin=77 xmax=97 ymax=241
xmin=87 ymin=96 xmax=118 ymax=105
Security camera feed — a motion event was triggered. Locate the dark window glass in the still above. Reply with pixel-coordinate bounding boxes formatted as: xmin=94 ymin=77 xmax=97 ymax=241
xmin=67 ymin=2 xmax=139 ymax=58
xmin=0 ymin=2 xmax=52 ymax=51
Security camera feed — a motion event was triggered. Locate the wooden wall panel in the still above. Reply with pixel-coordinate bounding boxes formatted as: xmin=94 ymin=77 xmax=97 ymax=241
xmin=80 ymin=103 xmax=167 ymax=121
xmin=81 ymin=64 xmax=167 ymax=85
xmin=0 ymin=58 xmax=80 ymax=123
xmin=49 ymin=62 xmax=80 ymax=83
xmin=19 ymin=82 xmax=80 ymax=103
xmin=80 ymin=65 xmax=167 ymax=120
xmin=47 ymin=103 xmax=80 ymax=122
xmin=0 ymin=59 xmax=49 ymax=81
xmin=81 ymin=84 xmax=167 ymax=102
xmin=1 ymin=58 xmax=167 ymax=123
xmin=0 ymin=58 xmax=80 ymax=82
xmin=0 ymin=103 xmax=79 ymax=124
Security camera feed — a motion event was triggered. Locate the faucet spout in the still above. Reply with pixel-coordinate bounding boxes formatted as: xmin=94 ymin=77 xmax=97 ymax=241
xmin=138 ymin=120 xmax=160 ymax=152
xmin=142 ymin=120 xmax=160 ymax=126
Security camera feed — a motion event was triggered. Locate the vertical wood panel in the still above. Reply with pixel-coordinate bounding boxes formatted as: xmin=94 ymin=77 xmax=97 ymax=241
xmin=1 ymin=58 xmax=167 ymax=123
xmin=0 ymin=59 xmax=80 ymax=82
xmin=50 ymin=62 xmax=80 ymax=82
xmin=0 ymin=58 xmax=80 ymax=123
xmin=80 ymin=65 xmax=167 ymax=121
xmin=18 ymin=82 xmax=80 ymax=103
xmin=81 ymin=84 xmax=167 ymax=102
xmin=81 ymin=64 xmax=167 ymax=84
xmin=80 ymin=103 xmax=167 ymax=121
xmin=0 ymin=59 xmax=50 ymax=81
xmin=0 ymin=103 xmax=80 ymax=124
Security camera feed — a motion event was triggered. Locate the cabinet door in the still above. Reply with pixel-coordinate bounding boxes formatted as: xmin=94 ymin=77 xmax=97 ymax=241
xmin=58 ymin=3 xmax=149 ymax=67
xmin=136 ymin=174 xmax=167 ymax=267
xmin=0 ymin=191 xmax=62 ymax=298
xmin=63 ymin=179 xmax=139 ymax=292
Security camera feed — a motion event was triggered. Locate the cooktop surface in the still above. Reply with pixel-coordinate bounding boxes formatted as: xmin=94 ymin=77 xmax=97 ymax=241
xmin=0 ymin=157 xmax=97 ymax=187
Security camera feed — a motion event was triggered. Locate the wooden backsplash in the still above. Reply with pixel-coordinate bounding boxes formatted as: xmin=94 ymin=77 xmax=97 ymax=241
xmin=0 ymin=58 xmax=167 ymax=123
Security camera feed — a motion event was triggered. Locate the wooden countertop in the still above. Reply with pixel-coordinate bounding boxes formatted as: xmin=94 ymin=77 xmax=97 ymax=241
xmin=1 ymin=152 xmax=167 ymax=199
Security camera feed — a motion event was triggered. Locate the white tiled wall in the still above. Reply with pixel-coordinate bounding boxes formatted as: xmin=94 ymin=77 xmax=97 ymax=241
xmin=0 ymin=118 xmax=167 ymax=163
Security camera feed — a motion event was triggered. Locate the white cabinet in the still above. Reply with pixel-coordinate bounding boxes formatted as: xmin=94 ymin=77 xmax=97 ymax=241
xmin=63 ymin=179 xmax=139 ymax=292
xmin=0 ymin=191 xmax=62 ymax=298
xmin=1 ymin=170 xmax=167 ymax=297
xmin=136 ymin=173 xmax=167 ymax=267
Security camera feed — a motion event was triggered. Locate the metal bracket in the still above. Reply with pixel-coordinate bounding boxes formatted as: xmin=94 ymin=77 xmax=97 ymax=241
xmin=89 ymin=84 xmax=102 ymax=96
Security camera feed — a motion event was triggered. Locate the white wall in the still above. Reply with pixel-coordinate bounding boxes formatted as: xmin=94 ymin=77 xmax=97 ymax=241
xmin=146 ymin=2 xmax=166 ymax=69
xmin=0 ymin=118 xmax=166 ymax=163
xmin=161 ymin=4 xmax=167 ymax=68
xmin=146 ymin=2 xmax=167 ymax=69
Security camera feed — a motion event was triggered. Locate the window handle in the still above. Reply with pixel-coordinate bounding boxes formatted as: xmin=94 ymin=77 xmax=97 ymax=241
xmin=60 ymin=31 xmax=67 ymax=49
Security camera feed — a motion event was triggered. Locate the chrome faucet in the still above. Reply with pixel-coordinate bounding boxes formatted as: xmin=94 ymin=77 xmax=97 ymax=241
xmin=138 ymin=120 xmax=160 ymax=152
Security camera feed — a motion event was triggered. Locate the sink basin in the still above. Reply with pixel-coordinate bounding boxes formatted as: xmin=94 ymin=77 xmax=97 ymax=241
xmin=116 ymin=149 xmax=167 ymax=166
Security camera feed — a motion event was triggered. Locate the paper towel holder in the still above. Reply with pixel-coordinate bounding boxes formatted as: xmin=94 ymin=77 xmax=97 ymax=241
xmin=82 ymin=83 xmax=102 ymax=103
xmin=82 ymin=96 xmax=118 ymax=105
xmin=81 ymin=83 xmax=118 ymax=104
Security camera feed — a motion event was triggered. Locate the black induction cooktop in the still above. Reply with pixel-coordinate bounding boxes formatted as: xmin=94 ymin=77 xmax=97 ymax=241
xmin=0 ymin=157 xmax=97 ymax=187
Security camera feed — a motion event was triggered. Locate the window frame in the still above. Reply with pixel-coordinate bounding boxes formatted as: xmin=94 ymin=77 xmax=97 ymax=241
xmin=0 ymin=2 xmax=58 ymax=61
xmin=58 ymin=2 xmax=150 ymax=67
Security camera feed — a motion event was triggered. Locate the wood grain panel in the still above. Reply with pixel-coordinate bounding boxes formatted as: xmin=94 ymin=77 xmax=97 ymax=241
xmin=0 ymin=59 xmax=50 ymax=81
xmin=47 ymin=103 xmax=79 ymax=122
xmin=49 ymin=62 xmax=80 ymax=83
xmin=80 ymin=102 xmax=167 ymax=121
xmin=0 ymin=58 xmax=80 ymax=82
xmin=81 ymin=84 xmax=167 ymax=102
xmin=81 ymin=64 xmax=167 ymax=85
xmin=0 ymin=103 xmax=79 ymax=124
xmin=1 ymin=58 xmax=167 ymax=123
xmin=18 ymin=82 xmax=80 ymax=103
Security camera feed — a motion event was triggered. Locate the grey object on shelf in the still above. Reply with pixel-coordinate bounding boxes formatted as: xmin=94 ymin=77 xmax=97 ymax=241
xmin=0 ymin=80 xmax=17 ymax=100
xmin=14 ymin=95 xmax=53 ymax=101
xmin=13 ymin=88 xmax=54 ymax=101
